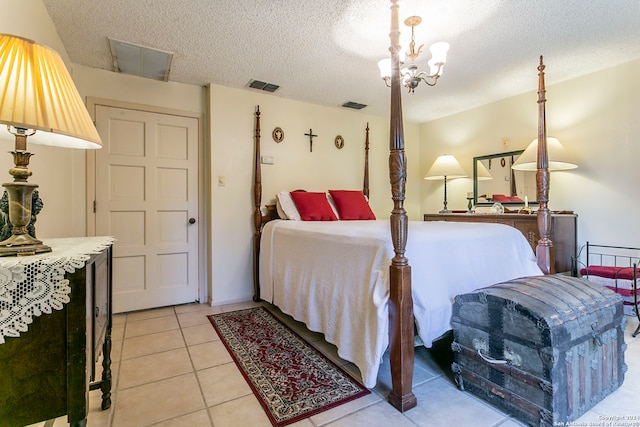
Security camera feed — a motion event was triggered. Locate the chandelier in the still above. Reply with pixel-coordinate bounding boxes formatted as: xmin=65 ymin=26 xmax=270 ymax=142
xmin=377 ymin=16 xmax=449 ymax=93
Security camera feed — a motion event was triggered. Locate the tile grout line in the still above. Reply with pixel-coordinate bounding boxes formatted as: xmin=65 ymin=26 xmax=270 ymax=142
xmin=180 ymin=306 xmax=216 ymax=427
xmin=105 ymin=311 xmax=128 ymax=427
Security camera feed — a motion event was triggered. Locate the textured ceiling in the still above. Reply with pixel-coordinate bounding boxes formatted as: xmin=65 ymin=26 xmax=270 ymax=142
xmin=43 ymin=0 xmax=640 ymax=123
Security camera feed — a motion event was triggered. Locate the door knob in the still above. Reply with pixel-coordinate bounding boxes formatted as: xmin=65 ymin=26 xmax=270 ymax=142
xmin=189 ymin=218 xmax=196 ymax=224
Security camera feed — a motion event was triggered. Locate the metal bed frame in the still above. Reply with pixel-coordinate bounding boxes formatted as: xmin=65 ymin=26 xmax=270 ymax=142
xmin=584 ymin=242 xmax=640 ymax=337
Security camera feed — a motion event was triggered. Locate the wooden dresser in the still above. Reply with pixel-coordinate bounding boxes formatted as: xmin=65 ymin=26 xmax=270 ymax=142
xmin=0 ymin=241 xmax=113 ymax=427
xmin=423 ymin=213 xmax=577 ymax=274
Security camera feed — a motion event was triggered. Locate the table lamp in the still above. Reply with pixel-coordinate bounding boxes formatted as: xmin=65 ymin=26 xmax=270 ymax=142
xmin=0 ymin=34 xmax=102 ymax=256
xmin=424 ymin=154 xmax=467 ymax=213
xmin=511 ymin=137 xmax=577 ymax=171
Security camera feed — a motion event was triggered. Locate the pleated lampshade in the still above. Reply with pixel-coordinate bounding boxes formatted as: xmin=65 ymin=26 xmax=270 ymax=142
xmin=0 ymin=34 xmax=102 ymax=149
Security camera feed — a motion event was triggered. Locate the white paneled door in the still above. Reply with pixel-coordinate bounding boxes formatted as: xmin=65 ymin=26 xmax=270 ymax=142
xmin=95 ymin=106 xmax=199 ymax=313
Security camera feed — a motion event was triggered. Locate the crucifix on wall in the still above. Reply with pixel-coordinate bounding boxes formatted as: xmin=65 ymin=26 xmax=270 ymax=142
xmin=304 ymin=128 xmax=317 ymax=152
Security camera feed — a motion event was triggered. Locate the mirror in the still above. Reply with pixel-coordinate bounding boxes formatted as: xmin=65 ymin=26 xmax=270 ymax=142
xmin=473 ymin=150 xmax=538 ymax=205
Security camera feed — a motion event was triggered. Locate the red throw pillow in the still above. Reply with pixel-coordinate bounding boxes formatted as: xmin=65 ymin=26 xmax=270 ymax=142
xmin=491 ymin=194 xmax=510 ymax=202
xmin=289 ymin=192 xmax=338 ymax=221
xmin=328 ymin=190 xmax=376 ymax=220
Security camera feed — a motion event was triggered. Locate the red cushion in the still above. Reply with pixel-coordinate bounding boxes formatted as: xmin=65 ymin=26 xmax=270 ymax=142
xmin=492 ymin=194 xmax=524 ymax=203
xmin=328 ymin=190 xmax=376 ymax=220
xmin=580 ymin=265 xmax=639 ymax=280
xmin=289 ymin=192 xmax=338 ymax=221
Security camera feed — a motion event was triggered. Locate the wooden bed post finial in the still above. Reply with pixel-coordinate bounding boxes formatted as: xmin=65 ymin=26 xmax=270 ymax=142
xmin=364 ymin=122 xmax=370 ymax=200
xmin=386 ymin=0 xmax=417 ymax=412
xmin=536 ymin=56 xmax=555 ymax=274
xmin=253 ymin=105 xmax=263 ymax=301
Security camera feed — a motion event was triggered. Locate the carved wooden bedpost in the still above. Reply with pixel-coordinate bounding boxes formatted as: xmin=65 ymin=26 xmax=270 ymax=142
xmin=535 ymin=57 xmax=555 ymax=274
xmin=253 ymin=106 xmax=262 ymax=301
xmin=386 ymin=0 xmax=417 ymax=412
xmin=363 ymin=123 xmax=370 ymax=200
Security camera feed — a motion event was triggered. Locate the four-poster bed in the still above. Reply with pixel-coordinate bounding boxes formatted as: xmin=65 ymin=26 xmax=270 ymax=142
xmin=252 ymin=0 xmax=554 ymax=412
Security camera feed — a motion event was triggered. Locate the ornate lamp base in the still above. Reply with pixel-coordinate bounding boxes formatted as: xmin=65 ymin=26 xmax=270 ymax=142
xmin=0 ymin=178 xmax=50 ymax=257
xmin=0 ymin=130 xmax=52 ymax=257
xmin=0 ymin=228 xmax=51 ymax=256
xmin=0 ymin=241 xmax=51 ymax=257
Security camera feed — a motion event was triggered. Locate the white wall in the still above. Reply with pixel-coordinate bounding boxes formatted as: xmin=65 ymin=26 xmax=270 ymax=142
xmin=208 ymin=84 xmax=420 ymax=304
xmin=420 ymin=59 xmax=640 ymax=265
xmin=73 ymin=66 xmax=205 ymax=115
xmin=1 ymin=0 xmax=69 ymax=64
xmin=0 ymin=0 xmax=82 ymax=238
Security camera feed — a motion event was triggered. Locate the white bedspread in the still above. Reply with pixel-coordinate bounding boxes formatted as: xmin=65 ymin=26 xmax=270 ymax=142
xmin=259 ymin=219 xmax=542 ymax=388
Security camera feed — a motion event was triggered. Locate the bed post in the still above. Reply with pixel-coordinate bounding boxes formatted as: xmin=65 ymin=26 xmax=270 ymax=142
xmin=253 ymin=105 xmax=262 ymax=301
xmin=386 ymin=0 xmax=417 ymax=412
xmin=535 ymin=57 xmax=555 ymax=274
xmin=363 ymin=123 xmax=370 ymax=199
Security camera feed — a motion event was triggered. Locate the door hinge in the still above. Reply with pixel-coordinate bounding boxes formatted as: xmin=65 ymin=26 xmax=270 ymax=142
xmin=93 ymin=200 xmax=96 ymax=213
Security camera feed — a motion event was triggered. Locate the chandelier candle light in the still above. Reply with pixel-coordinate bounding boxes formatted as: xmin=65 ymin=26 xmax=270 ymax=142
xmin=378 ymin=16 xmax=449 ymax=92
xmin=0 ymin=34 xmax=102 ymax=256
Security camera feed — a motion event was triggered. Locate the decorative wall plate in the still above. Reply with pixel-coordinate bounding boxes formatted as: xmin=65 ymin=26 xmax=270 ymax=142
xmin=272 ymin=127 xmax=284 ymax=143
xmin=334 ymin=135 xmax=344 ymax=149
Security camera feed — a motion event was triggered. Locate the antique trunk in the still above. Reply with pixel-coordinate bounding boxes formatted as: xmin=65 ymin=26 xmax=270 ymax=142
xmin=451 ymin=275 xmax=626 ymax=427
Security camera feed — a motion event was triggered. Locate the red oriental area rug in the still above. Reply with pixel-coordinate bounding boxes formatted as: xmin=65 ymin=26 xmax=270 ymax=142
xmin=208 ymin=307 xmax=370 ymax=426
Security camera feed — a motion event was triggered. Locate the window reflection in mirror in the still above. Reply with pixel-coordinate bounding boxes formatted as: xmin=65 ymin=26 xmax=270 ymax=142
xmin=473 ymin=150 xmax=537 ymax=205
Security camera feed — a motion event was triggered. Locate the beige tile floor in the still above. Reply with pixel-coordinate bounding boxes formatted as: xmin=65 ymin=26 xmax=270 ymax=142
xmin=28 ymin=302 xmax=640 ymax=427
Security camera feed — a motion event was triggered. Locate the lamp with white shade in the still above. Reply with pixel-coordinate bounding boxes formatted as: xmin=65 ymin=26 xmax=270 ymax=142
xmin=511 ymin=137 xmax=577 ymax=171
xmin=424 ymin=154 xmax=467 ymax=213
xmin=476 ymin=160 xmax=493 ymax=181
xmin=0 ymin=34 xmax=102 ymax=256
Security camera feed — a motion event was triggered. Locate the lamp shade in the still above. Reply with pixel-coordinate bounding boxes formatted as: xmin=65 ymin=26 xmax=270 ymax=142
xmin=424 ymin=154 xmax=467 ymax=180
xmin=377 ymin=58 xmax=391 ymax=79
xmin=0 ymin=34 xmax=102 ymax=149
xmin=511 ymin=137 xmax=577 ymax=171
xmin=476 ymin=160 xmax=493 ymax=180
xmin=429 ymin=42 xmax=449 ymax=65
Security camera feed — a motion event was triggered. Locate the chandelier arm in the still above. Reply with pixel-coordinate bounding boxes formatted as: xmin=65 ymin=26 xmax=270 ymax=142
xmin=416 ymin=62 xmax=444 ymax=79
xmin=420 ymin=77 xmax=438 ymax=87
xmin=415 ymin=72 xmax=439 ymax=87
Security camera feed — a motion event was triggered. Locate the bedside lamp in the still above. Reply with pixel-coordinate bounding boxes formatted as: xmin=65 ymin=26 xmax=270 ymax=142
xmin=476 ymin=161 xmax=493 ymax=180
xmin=512 ymin=137 xmax=577 ymax=171
xmin=425 ymin=154 xmax=467 ymax=213
xmin=0 ymin=34 xmax=102 ymax=256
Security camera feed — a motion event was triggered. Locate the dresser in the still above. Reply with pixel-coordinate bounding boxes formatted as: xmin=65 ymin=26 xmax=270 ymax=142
xmin=0 ymin=237 xmax=113 ymax=427
xmin=423 ymin=213 xmax=577 ymax=274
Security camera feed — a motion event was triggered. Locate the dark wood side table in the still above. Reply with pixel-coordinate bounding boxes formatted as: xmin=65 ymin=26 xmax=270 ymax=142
xmin=423 ymin=212 xmax=577 ymax=274
xmin=0 ymin=239 xmax=113 ymax=427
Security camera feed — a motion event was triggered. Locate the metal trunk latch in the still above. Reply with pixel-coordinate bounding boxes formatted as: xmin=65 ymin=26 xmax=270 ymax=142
xmin=591 ymin=322 xmax=603 ymax=346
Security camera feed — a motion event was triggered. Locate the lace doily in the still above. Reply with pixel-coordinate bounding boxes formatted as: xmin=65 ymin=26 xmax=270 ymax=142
xmin=0 ymin=236 xmax=114 ymax=344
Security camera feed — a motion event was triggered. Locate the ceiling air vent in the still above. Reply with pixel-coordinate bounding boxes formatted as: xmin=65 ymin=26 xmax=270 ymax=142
xmin=247 ymin=80 xmax=280 ymax=92
xmin=108 ymin=37 xmax=173 ymax=82
xmin=342 ymin=101 xmax=367 ymax=110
